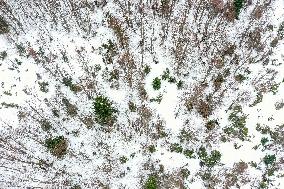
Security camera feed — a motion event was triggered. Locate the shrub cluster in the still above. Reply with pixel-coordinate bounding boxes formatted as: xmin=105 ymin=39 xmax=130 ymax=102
xmin=45 ymin=136 xmax=67 ymax=158
xmin=234 ymin=0 xmax=244 ymax=19
xmin=224 ymin=105 xmax=248 ymax=141
xmin=152 ymin=77 xmax=161 ymax=90
xmin=0 ymin=51 xmax=7 ymax=60
xmin=0 ymin=17 xmax=9 ymax=34
xmin=198 ymin=147 xmax=222 ymax=167
xmin=93 ymin=96 xmax=116 ymax=124
xmin=145 ymin=176 xmax=157 ymax=189
xmin=263 ymin=154 xmax=276 ymax=166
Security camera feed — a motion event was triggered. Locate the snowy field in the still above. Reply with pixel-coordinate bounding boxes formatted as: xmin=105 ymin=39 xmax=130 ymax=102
xmin=0 ymin=0 xmax=284 ymax=188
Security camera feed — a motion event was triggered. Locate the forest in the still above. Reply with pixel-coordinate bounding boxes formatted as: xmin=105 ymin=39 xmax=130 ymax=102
xmin=0 ymin=0 xmax=283 ymax=188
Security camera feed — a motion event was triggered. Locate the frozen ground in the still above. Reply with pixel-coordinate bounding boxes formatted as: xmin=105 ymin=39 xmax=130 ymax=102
xmin=0 ymin=0 xmax=283 ymax=188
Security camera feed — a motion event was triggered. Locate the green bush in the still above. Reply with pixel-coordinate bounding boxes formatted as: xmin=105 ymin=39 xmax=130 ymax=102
xmin=170 ymin=143 xmax=183 ymax=153
xmin=250 ymin=92 xmax=263 ymax=107
xmin=256 ymin=123 xmax=270 ymax=135
xmin=206 ymin=120 xmax=218 ymax=130
xmin=269 ymin=83 xmax=279 ymax=95
xmin=71 ymin=184 xmax=81 ymax=189
xmin=102 ymin=40 xmax=116 ymax=54
xmin=152 ymin=77 xmax=161 ymax=90
xmin=206 ymin=150 xmax=222 ymax=167
xmin=0 ymin=17 xmax=9 ymax=34
xmin=45 ymin=136 xmax=63 ymax=149
xmin=150 ymin=94 xmax=163 ymax=103
xmin=228 ymin=106 xmax=246 ymax=127
xmin=119 ymin=156 xmax=128 ymax=164
xmin=61 ymin=51 xmax=69 ymax=62
xmin=161 ymin=68 xmax=170 ymax=80
xmin=16 ymin=44 xmax=26 ymax=56
xmin=177 ymin=80 xmax=183 ymax=89
xmin=45 ymin=136 xmax=67 ymax=158
xmin=234 ymin=0 xmax=244 ymax=19
xmin=181 ymin=168 xmax=190 ymax=178
xmin=144 ymin=65 xmax=151 ymax=75
xmin=198 ymin=147 xmax=222 ymax=167
xmin=161 ymin=0 xmax=170 ymax=6
xmin=15 ymin=58 xmax=22 ymax=65
xmin=214 ymin=74 xmax=224 ymax=89
xmin=3 ymin=91 xmax=12 ymax=96
xmin=197 ymin=147 xmax=208 ymax=160
xmin=145 ymin=176 xmax=157 ymax=189
xmin=277 ymin=21 xmax=284 ymax=39
xmin=259 ymin=181 xmax=268 ymax=189
xmin=260 ymin=137 xmax=269 ymax=146
xmin=1 ymin=102 xmax=19 ymax=108
xmin=40 ymin=119 xmax=52 ymax=131
xmin=224 ymin=105 xmax=248 ymax=141
xmin=184 ymin=149 xmax=195 ymax=158
xmin=263 ymin=154 xmax=276 ymax=166
xmin=178 ymin=128 xmax=193 ymax=143
xmin=109 ymin=69 xmax=119 ymax=81
xmin=63 ymin=77 xmax=73 ymax=87
xmin=52 ymin=109 xmax=60 ymax=117
xmin=101 ymin=40 xmax=117 ymax=64
xmin=62 ymin=77 xmax=81 ymax=92
xmin=235 ymin=74 xmax=246 ymax=83
xmin=0 ymin=51 xmax=7 ymax=60
xmin=128 ymin=101 xmax=137 ymax=112
xmin=93 ymin=96 xmax=116 ymax=124
xmin=38 ymin=81 xmax=49 ymax=93
xmin=267 ymin=167 xmax=276 ymax=176
xmin=148 ymin=145 xmax=156 ymax=153
xmin=161 ymin=68 xmax=177 ymax=83
xmin=168 ymin=76 xmax=176 ymax=83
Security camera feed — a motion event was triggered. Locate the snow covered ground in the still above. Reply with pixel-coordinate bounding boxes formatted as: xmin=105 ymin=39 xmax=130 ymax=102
xmin=0 ymin=0 xmax=283 ymax=188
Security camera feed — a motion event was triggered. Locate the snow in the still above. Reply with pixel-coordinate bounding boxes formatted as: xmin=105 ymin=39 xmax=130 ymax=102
xmin=0 ymin=0 xmax=284 ymax=188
